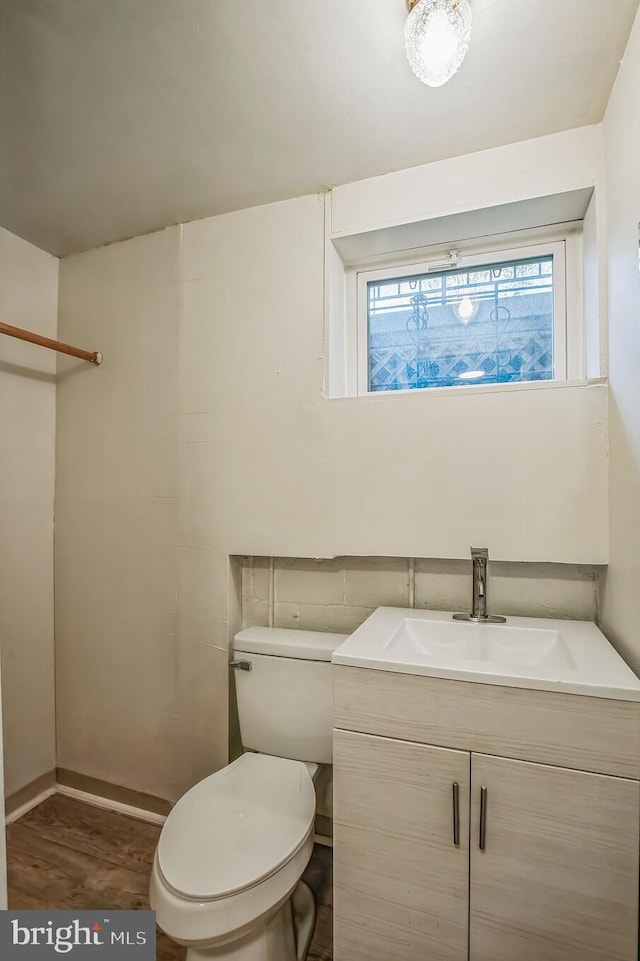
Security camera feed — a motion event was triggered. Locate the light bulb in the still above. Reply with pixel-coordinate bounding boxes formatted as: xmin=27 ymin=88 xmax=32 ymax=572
xmin=418 ymin=10 xmax=458 ymax=76
xmin=405 ymin=0 xmax=472 ymax=88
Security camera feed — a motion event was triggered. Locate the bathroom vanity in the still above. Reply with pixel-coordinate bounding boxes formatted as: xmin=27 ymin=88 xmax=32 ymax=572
xmin=331 ymin=608 xmax=640 ymax=961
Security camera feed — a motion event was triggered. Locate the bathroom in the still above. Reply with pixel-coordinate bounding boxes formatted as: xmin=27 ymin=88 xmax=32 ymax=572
xmin=1 ymin=1 xmax=640 ymax=959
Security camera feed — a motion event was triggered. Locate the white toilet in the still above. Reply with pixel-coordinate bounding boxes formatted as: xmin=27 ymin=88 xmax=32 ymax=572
xmin=149 ymin=626 xmax=347 ymax=961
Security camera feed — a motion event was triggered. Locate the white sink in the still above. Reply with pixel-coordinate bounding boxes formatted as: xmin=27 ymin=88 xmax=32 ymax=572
xmin=389 ymin=618 xmax=576 ymax=672
xmin=332 ymin=607 xmax=640 ymax=700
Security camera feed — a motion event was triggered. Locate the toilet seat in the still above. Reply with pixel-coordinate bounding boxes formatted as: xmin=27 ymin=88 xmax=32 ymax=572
xmin=157 ymin=753 xmax=316 ymax=902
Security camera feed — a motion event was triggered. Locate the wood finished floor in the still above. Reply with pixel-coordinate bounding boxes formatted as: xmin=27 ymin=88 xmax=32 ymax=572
xmin=6 ymin=795 xmax=333 ymax=961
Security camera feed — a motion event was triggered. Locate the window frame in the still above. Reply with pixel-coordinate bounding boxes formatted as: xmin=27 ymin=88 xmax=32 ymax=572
xmin=349 ymin=237 xmax=576 ymax=397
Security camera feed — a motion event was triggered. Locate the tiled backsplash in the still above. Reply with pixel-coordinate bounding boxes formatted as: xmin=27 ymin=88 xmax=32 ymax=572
xmin=241 ymin=555 xmax=604 ymax=634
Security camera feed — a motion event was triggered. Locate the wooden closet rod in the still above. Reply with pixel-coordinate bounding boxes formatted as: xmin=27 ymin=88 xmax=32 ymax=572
xmin=0 ymin=321 xmax=102 ymax=365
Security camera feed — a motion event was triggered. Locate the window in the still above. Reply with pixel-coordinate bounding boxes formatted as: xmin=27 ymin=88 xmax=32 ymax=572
xmin=353 ymin=241 xmax=570 ymax=395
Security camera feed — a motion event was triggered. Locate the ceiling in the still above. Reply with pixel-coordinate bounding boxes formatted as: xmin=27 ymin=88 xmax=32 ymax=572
xmin=0 ymin=0 xmax=638 ymax=257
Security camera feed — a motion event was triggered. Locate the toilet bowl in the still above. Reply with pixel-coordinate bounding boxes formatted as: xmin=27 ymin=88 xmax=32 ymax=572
xmin=150 ymin=753 xmax=317 ymax=960
xmin=150 ymin=627 xmax=347 ymax=961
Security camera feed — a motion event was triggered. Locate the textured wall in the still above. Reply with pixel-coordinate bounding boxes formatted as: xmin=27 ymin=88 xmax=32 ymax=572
xmin=600 ymin=6 xmax=640 ymax=672
xmin=55 ymin=229 xmax=186 ymax=801
xmin=240 ymin=556 xmax=601 ymax=633
xmin=56 ymin=131 xmax=611 ymax=800
xmin=0 ymin=226 xmax=58 ymax=798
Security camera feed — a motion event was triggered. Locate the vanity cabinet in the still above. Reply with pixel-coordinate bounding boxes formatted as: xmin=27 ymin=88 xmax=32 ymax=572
xmin=469 ymin=754 xmax=639 ymax=961
xmin=333 ymin=666 xmax=640 ymax=961
xmin=333 ymin=730 xmax=470 ymax=961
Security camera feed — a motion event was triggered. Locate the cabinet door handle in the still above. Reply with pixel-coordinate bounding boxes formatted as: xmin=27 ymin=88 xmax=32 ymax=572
xmin=452 ymin=781 xmax=460 ymax=846
xmin=479 ymin=786 xmax=488 ymax=850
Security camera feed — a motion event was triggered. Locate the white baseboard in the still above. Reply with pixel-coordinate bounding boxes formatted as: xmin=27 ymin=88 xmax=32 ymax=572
xmin=54 ymin=785 xmax=167 ymax=826
xmin=9 ymin=785 xmax=327 ymax=846
xmin=5 ymin=788 xmax=56 ymax=825
xmin=313 ymin=832 xmax=333 ymax=848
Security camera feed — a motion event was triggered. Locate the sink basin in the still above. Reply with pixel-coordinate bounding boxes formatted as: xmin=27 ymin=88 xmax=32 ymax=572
xmin=388 ymin=618 xmax=576 ymax=672
xmin=332 ymin=607 xmax=640 ymax=700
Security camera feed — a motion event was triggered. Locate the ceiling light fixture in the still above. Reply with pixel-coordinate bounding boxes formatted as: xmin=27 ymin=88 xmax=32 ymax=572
xmin=405 ymin=0 xmax=472 ymax=88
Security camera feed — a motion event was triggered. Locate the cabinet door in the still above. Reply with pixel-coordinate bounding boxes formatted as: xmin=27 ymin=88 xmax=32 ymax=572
xmin=470 ymin=753 xmax=640 ymax=961
xmin=333 ymin=729 xmax=470 ymax=961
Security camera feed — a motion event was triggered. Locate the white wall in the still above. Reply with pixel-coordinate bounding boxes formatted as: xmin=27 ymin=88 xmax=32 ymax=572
xmin=331 ymin=126 xmax=602 ymax=238
xmin=0 ymin=226 xmax=58 ymax=798
xmin=182 ymin=156 xmax=608 ymax=564
xmin=600 ymin=8 xmax=640 ymax=672
xmin=56 ymin=126 xmax=611 ymax=798
xmin=55 ymin=229 xmax=185 ymax=800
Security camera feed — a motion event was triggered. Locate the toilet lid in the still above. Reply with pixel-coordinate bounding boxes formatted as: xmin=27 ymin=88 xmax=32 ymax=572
xmin=157 ymin=753 xmax=316 ymax=901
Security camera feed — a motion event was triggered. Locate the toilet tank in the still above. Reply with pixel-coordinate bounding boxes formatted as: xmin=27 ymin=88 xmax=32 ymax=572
xmin=232 ymin=627 xmax=348 ymax=764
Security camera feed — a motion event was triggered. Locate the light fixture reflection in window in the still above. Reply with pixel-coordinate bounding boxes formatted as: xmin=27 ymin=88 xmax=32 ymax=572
xmin=454 ymin=296 xmax=479 ymax=324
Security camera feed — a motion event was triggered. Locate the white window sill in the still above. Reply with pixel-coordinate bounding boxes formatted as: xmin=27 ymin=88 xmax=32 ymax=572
xmin=325 ymin=377 xmax=607 ymax=403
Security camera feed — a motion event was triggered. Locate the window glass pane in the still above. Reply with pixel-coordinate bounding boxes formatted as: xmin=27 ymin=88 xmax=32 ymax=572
xmin=367 ymin=255 xmax=554 ymax=392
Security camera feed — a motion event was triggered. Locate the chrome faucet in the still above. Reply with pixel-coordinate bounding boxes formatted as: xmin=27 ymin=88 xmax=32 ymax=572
xmin=453 ymin=547 xmax=506 ymax=624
